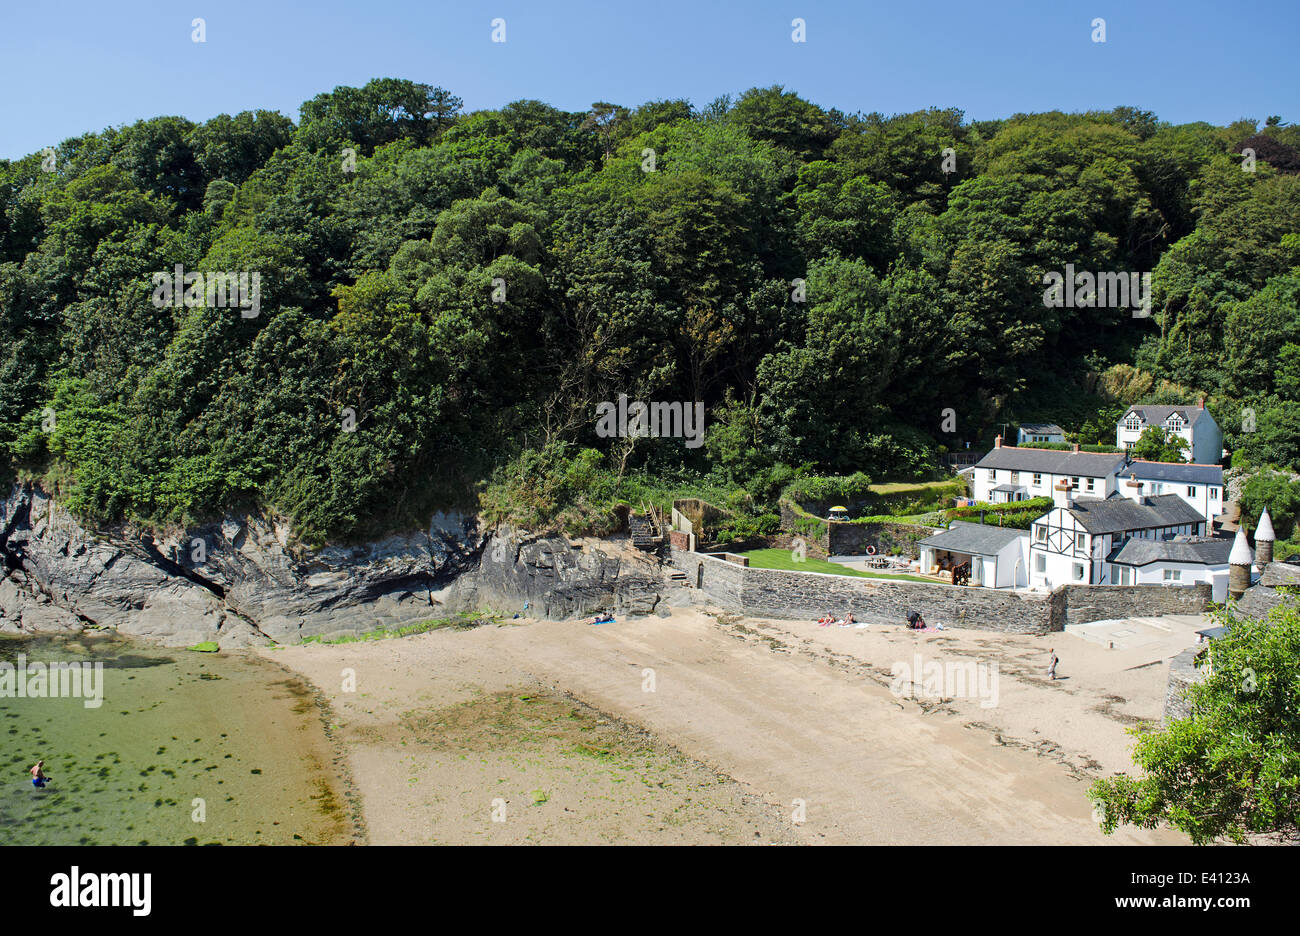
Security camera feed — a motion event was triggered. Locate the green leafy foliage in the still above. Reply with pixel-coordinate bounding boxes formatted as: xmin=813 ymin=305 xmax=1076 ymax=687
xmin=2 ymin=84 xmax=1294 ymax=543
xmin=1090 ymin=604 xmax=1300 ymax=844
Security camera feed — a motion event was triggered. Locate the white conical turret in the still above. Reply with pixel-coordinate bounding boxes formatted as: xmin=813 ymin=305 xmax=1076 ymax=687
xmin=1229 ymin=527 xmax=1253 ymax=565
xmin=1255 ymin=508 xmax=1276 ymax=564
xmin=1256 ymin=508 xmax=1275 ymax=542
xmin=1228 ymin=526 xmax=1253 ymax=599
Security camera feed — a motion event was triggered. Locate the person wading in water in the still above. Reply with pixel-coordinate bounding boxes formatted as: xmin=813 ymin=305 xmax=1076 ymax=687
xmin=30 ymin=760 xmax=50 ymax=788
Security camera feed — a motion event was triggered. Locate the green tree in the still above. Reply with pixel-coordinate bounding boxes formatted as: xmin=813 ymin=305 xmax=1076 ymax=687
xmin=1090 ymin=604 xmax=1300 ymax=844
xmin=1131 ymin=426 xmax=1190 ymax=462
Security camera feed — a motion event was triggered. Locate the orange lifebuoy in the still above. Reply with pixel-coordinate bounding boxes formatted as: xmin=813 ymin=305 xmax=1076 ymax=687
xmin=866 ymin=546 xmax=877 ymax=555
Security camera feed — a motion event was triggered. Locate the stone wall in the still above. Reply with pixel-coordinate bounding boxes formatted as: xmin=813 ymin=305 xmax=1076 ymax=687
xmin=778 ymin=500 xmax=935 ymax=558
xmin=1163 ymin=646 xmax=1203 ymax=722
xmin=678 ymin=551 xmax=746 ymax=613
xmin=672 ymin=549 xmax=1212 ymax=635
xmin=1055 ymin=583 xmax=1213 ymax=627
xmin=673 ymin=549 xmax=1049 ymax=632
xmin=828 ymin=521 xmax=934 ymax=558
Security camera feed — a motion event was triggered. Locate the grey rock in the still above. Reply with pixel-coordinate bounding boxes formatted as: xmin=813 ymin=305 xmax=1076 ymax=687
xmin=446 ymin=527 xmax=664 ymax=619
xmin=1 ymin=484 xmax=672 ymax=646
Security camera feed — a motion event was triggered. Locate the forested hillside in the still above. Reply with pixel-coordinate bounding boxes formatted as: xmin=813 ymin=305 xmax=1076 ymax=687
xmin=2 ymin=80 xmax=1298 ymax=543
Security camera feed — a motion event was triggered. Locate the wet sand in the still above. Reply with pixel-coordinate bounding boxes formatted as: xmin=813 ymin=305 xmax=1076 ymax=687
xmin=263 ymin=608 xmax=1189 ymax=845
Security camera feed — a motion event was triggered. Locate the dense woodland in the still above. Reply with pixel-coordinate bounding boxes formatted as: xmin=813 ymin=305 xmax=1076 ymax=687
xmin=2 ymin=79 xmax=1299 ymax=543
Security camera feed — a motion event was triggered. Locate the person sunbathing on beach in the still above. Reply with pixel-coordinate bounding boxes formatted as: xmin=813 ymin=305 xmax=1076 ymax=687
xmin=30 ymin=760 xmax=50 ymax=788
xmin=817 ymin=614 xmax=834 ymax=626
xmin=840 ymin=613 xmax=855 ymax=627
xmin=584 ymin=612 xmax=615 ymax=625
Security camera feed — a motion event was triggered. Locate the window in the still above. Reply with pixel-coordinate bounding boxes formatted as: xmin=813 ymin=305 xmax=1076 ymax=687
xmin=1010 ymin=471 xmax=1020 ymax=484
xmin=1188 ymin=486 xmax=1197 ymax=497
xmin=1125 ymin=414 xmax=1141 ymax=431
xmin=1163 ymin=569 xmax=1182 ymax=582
xmin=1071 ymin=476 xmax=1080 ymax=488
xmin=1035 ymin=554 xmax=1046 ymax=573
xmin=1032 ymin=472 xmax=1042 ymax=486
xmin=1075 ymin=533 xmax=1085 ymax=549
xmin=987 ymin=469 xmax=996 ymax=482
xmin=1035 ymin=525 xmax=1047 ymax=542
xmin=1073 ymin=563 xmax=1086 ymax=581
xmin=1210 ymin=487 xmax=1219 ymax=500
xmin=1114 ymin=565 xmax=1131 ymax=585
xmin=1085 ymin=477 xmax=1095 ymax=492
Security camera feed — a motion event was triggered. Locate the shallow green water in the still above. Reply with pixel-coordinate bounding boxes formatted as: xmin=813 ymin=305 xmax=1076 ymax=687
xmin=0 ymin=634 xmax=354 ymax=846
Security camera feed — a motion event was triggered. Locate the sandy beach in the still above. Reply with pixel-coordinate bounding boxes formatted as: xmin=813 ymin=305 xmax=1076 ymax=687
xmin=261 ymin=607 xmax=1191 ymax=845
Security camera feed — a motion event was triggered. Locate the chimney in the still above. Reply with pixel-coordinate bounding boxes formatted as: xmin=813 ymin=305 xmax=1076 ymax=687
xmin=1228 ymin=527 xmax=1253 ymax=599
xmin=1072 ymin=442 xmax=1080 ymax=453
xmin=994 ymin=434 xmax=1002 ymax=449
xmin=1053 ymin=479 xmax=1075 ymax=510
xmin=1198 ymin=396 xmax=1205 ymax=410
xmin=1256 ymin=508 xmax=1276 ymax=565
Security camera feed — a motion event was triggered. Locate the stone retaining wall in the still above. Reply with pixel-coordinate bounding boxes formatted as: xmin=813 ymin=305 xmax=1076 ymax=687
xmin=1163 ymin=646 xmax=1203 ymax=722
xmin=1055 ymin=582 xmax=1212 ymax=627
xmin=778 ymin=501 xmax=935 ymax=558
xmin=672 ymin=549 xmax=1211 ymax=635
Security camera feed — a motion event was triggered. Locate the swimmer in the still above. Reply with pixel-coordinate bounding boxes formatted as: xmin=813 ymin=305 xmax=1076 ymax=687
xmin=30 ymin=760 xmax=50 ymax=789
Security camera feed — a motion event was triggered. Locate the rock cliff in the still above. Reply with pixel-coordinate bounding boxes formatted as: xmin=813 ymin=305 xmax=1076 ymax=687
xmin=0 ymin=484 xmax=675 ymax=647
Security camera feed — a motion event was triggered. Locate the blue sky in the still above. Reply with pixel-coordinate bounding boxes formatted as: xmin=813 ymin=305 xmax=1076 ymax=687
xmin=2 ymin=0 xmax=1296 ymax=160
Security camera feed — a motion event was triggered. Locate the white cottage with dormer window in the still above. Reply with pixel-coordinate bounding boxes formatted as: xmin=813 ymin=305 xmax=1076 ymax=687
xmin=1115 ymin=401 xmax=1223 ymax=465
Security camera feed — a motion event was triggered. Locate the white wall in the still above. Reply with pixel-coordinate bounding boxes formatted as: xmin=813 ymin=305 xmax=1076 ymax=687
xmin=1115 ymin=410 xmax=1223 ymax=465
xmin=1109 ymin=560 xmax=1226 ymax=591
xmin=1117 ymin=477 xmax=1223 ymax=522
xmin=974 ymin=465 xmax=1118 ymax=505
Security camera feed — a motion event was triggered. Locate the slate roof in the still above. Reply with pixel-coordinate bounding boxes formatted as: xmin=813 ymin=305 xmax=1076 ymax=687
xmin=975 ymin=446 xmax=1129 ymax=476
xmin=1119 ymin=405 xmax=1212 ymax=429
xmin=1065 ymin=493 xmax=1206 ymax=534
xmin=1019 ymin=423 xmax=1065 ymax=435
xmin=1107 ymin=535 xmax=1233 ymax=567
xmin=990 ymin=483 xmax=1026 ymax=493
xmin=917 ymin=521 xmax=1028 ymax=556
xmin=1122 ymin=460 xmax=1223 ymax=485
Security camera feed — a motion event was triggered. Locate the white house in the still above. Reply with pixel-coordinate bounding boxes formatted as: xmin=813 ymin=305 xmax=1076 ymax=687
xmin=1107 ymin=535 xmax=1233 ymax=602
xmin=972 ymin=439 xmax=1130 ymax=505
xmin=1115 ymin=401 xmax=1223 ymax=465
xmin=1029 ymin=485 xmax=1207 ymax=588
xmin=1116 ymin=460 xmax=1224 ymax=523
xmin=916 ymin=522 xmax=1030 ymax=589
xmin=1016 ymin=423 xmax=1066 ymax=445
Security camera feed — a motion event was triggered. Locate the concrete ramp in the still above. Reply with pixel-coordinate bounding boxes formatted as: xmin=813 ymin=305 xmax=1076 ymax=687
xmin=1065 ymin=613 xmax=1209 ymax=651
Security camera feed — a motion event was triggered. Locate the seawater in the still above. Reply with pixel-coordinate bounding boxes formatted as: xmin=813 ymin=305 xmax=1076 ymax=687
xmin=0 ymin=633 xmax=355 ymax=845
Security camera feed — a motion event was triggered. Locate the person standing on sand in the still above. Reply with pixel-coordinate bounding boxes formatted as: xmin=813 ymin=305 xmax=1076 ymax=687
xmin=30 ymin=760 xmax=50 ymax=788
xmin=1047 ymin=650 xmax=1059 ymax=681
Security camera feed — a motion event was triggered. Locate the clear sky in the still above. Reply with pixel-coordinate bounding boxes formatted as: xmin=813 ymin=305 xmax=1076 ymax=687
xmin=1 ymin=0 xmax=1296 ymax=160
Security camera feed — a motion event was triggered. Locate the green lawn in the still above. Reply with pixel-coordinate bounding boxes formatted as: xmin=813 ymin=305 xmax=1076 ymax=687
xmin=868 ymin=480 xmax=959 ymax=495
xmin=739 ymin=549 xmax=933 ymax=583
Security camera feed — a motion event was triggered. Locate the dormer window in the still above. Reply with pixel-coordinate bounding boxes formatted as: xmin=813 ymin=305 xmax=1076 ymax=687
xmin=1124 ymin=414 xmax=1141 ymax=431
xmin=1165 ymin=415 xmax=1183 ymax=430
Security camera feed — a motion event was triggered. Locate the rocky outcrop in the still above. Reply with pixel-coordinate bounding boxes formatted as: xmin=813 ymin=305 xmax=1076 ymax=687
xmin=2 ymin=486 xmax=274 ymax=647
xmin=0 ymin=484 xmax=678 ymax=647
xmin=445 ymin=526 xmax=670 ymax=619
